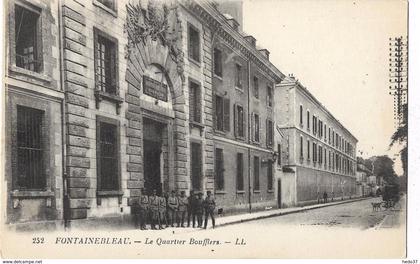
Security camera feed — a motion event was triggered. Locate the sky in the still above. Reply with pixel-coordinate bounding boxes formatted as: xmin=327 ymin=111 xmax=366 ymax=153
xmin=242 ymin=0 xmax=408 ymax=174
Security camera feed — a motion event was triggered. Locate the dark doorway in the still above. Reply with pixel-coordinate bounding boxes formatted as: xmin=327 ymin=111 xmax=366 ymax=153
xmin=143 ymin=118 xmax=164 ymax=195
xmin=277 ymin=179 xmax=282 ymax=208
xmin=190 ymin=142 xmax=202 ymax=191
xmin=143 ymin=139 xmax=161 ymax=195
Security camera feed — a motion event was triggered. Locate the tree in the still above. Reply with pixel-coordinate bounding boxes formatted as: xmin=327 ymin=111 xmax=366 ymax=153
xmin=390 ymin=103 xmax=408 ymax=177
xmin=371 ymin=156 xmax=398 ymax=184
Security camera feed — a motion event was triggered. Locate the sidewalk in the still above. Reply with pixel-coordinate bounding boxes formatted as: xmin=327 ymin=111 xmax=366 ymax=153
xmin=215 ymin=196 xmax=371 ymax=228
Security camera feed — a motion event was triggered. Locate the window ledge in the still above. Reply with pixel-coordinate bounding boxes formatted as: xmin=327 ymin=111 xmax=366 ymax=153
xmin=253 ymin=190 xmax=261 ymax=193
xmin=214 ymin=74 xmax=223 ymax=81
xmin=93 ymin=0 xmax=118 ymax=17
xmin=189 ymin=121 xmax=205 ymax=129
xmin=267 ymin=189 xmax=274 ymax=193
xmin=188 ymin=57 xmax=201 ymax=67
xmin=94 ymin=90 xmax=123 ymax=114
xmin=97 ymin=190 xmax=124 ymax=197
xmin=215 ymin=190 xmax=227 ymax=195
xmin=236 ymin=190 xmax=245 ymax=194
xmin=9 ymin=65 xmax=51 ymax=83
xmin=10 ymin=190 xmax=54 ymax=198
xmin=235 ymin=86 xmax=244 ymax=92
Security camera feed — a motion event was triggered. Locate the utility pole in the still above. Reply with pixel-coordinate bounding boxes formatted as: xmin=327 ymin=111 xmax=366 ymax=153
xmin=388 ymin=36 xmax=408 ymax=128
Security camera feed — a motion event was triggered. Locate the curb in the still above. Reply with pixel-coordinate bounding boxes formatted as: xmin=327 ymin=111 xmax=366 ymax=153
xmin=215 ymin=197 xmax=372 ymax=228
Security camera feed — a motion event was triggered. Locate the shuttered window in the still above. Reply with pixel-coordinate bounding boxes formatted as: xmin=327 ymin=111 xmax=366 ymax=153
xmin=16 ymin=106 xmax=45 ymax=190
xmin=253 ymin=156 xmax=260 ymax=191
xmin=252 ymin=113 xmax=260 ymax=142
xmin=189 ymin=81 xmax=201 ymax=123
xmin=277 ymin=143 xmax=282 ymax=166
xmin=313 ymin=142 xmax=317 ymax=163
xmin=253 ymin=76 xmax=259 ymax=98
xmin=215 ymin=148 xmax=224 ymax=191
xmin=214 ymin=48 xmax=222 ymax=77
xmin=214 ymin=95 xmax=230 ymax=132
xmin=267 ymin=160 xmax=273 ymax=190
xmin=267 ymin=86 xmax=273 ymax=107
xmin=266 ymin=119 xmax=273 ymax=147
xmin=97 ymin=120 xmax=119 ymax=191
xmin=299 ymin=105 xmax=303 ymax=125
xmin=191 ymin=142 xmax=202 ymax=190
xmin=307 ymin=139 xmax=310 ymax=160
xmin=95 ymin=31 xmax=117 ymax=94
xmin=234 ymin=104 xmax=245 ymax=138
xmin=236 ymin=153 xmax=244 ymax=191
xmin=235 ymin=64 xmax=242 ymax=89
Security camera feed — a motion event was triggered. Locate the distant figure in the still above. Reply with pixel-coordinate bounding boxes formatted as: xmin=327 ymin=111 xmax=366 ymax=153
xmin=194 ymin=192 xmax=204 ymax=228
xmin=149 ymin=189 xmax=160 ymax=230
xmin=177 ymin=191 xmax=188 ymax=227
xmin=203 ymin=190 xmax=216 ymax=229
xmin=323 ymin=191 xmax=328 ymax=203
xmin=168 ymin=190 xmax=179 ymax=227
xmin=158 ymin=193 xmax=168 ymax=229
xmin=187 ymin=190 xmax=196 ymax=227
xmin=138 ymin=188 xmax=149 ymax=230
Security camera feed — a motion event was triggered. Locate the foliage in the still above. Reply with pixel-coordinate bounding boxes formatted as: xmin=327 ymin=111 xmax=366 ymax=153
xmin=390 ymin=103 xmax=408 ymax=177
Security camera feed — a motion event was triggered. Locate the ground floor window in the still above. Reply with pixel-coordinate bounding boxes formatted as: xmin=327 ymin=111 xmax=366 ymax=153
xmin=253 ymin=156 xmax=260 ymax=191
xmin=236 ymin=153 xmax=244 ymax=191
xmin=215 ymin=148 xmax=224 ymax=190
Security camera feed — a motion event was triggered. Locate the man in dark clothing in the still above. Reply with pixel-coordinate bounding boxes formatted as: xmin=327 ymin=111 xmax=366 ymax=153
xmin=149 ymin=189 xmax=160 ymax=230
xmin=187 ymin=190 xmax=195 ymax=227
xmin=167 ymin=190 xmax=179 ymax=227
xmin=177 ymin=191 xmax=188 ymax=227
xmin=203 ymin=190 xmax=216 ymax=229
xmin=193 ymin=192 xmax=204 ymax=228
xmin=323 ymin=191 xmax=328 ymax=203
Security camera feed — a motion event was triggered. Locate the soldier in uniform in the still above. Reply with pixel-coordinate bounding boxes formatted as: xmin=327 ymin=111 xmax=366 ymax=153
xmin=193 ymin=192 xmax=204 ymax=228
xmin=158 ymin=192 xmax=168 ymax=229
xmin=187 ymin=190 xmax=195 ymax=227
xmin=167 ymin=190 xmax=179 ymax=227
xmin=139 ymin=188 xmax=149 ymax=230
xmin=149 ymin=189 xmax=160 ymax=230
xmin=203 ymin=190 xmax=216 ymax=229
xmin=177 ymin=191 xmax=188 ymax=227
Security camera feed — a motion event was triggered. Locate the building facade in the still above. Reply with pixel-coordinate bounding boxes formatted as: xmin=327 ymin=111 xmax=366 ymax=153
xmin=274 ymin=76 xmax=358 ymax=207
xmin=356 ymin=162 xmax=371 ymax=197
xmin=3 ymin=0 xmax=284 ymax=229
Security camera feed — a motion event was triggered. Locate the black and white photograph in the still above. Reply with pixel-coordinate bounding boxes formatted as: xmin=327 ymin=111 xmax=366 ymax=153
xmin=0 ymin=0 xmax=418 ymax=261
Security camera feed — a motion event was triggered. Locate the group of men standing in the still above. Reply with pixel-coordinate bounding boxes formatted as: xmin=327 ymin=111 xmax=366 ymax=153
xmin=134 ymin=189 xmax=216 ymax=230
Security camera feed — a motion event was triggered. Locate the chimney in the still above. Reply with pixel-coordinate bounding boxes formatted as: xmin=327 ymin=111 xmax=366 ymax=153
xmin=244 ymin=35 xmax=256 ymax=48
xmin=258 ymin=48 xmax=270 ymax=60
xmin=224 ymin=14 xmax=240 ymax=31
xmin=217 ymin=0 xmax=243 ymax=31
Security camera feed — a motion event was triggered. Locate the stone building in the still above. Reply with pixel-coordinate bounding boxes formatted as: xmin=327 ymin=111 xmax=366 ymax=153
xmin=3 ymin=0 xmax=285 ymax=229
xmin=356 ymin=162 xmax=372 ymax=197
xmin=274 ymin=76 xmax=358 ymax=207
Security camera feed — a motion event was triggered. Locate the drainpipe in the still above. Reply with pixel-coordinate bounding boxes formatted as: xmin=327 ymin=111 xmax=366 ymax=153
xmin=247 ymin=60 xmax=252 ymax=213
xmin=58 ymin=0 xmax=69 ymax=229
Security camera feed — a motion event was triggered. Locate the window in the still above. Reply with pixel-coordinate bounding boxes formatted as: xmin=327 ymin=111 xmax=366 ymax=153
xmin=324 ymin=124 xmax=327 ymax=141
xmin=267 ymin=86 xmax=273 ymax=107
xmin=253 ymin=113 xmax=260 ymax=142
xmin=189 ymin=81 xmax=201 ymax=123
xmin=266 ymin=119 xmax=273 ymax=147
xmin=235 ymin=64 xmax=242 ymax=89
xmin=307 ymin=140 xmax=310 ymax=160
xmin=319 ymin=120 xmax=323 ymax=138
xmin=300 ymin=136 xmax=304 ymax=159
xmin=215 ymin=95 xmax=230 ymax=132
xmin=97 ymin=120 xmax=119 ymax=191
xmin=253 ymin=76 xmax=259 ymax=98
xmin=307 ymin=111 xmax=310 ymax=131
xmin=312 ymin=115 xmax=317 ymax=136
xmin=213 ymin=48 xmax=222 ymax=77
xmin=234 ymin=104 xmax=245 ymax=138
xmin=267 ymin=160 xmax=273 ymax=190
xmin=98 ymin=0 xmax=116 ymax=10
xmin=319 ymin=146 xmax=323 ymax=164
xmin=328 ymin=128 xmax=331 ymax=143
xmin=215 ymin=148 xmax=224 ymax=190
xmin=277 ymin=143 xmax=282 ymax=166
xmin=253 ymin=156 xmax=260 ymax=191
xmin=236 ymin=153 xmax=244 ymax=191
xmin=313 ymin=142 xmax=317 ymax=163
xmin=191 ymin=142 xmax=202 ymax=190
xmin=16 ymin=106 xmax=45 ymax=190
xmin=188 ymin=24 xmax=200 ymax=62
xmin=299 ymin=105 xmax=303 ymax=126
xmin=15 ymin=5 xmax=41 ymax=72
xmin=94 ymin=30 xmax=118 ymax=94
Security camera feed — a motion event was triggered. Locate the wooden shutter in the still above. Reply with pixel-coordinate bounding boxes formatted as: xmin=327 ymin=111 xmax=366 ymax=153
xmin=233 ymin=104 xmax=237 ymax=137
xmin=223 ymin=98 xmax=230 ymax=132
xmin=109 ymin=41 xmax=117 ymax=93
xmin=266 ymin=119 xmax=269 ymax=147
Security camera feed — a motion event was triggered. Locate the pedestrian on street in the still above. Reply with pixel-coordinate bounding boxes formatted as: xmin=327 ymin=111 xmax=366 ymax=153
xmin=168 ymin=190 xmax=179 ymax=227
xmin=149 ymin=189 xmax=160 ymax=230
xmin=139 ymin=188 xmax=149 ymax=230
xmin=323 ymin=191 xmax=328 ymax=203
xmin=203 ymin=190 xmax=216 ymax=229
xmin=187 ymin=190 xmax=195 ymax=227
xmin=194 ymin=192 xmax=204 ymax=228
xmin=158 ymin=192 xmax=168 ymax=229
xmin=177 ymin=191 xmax=188 ymax=227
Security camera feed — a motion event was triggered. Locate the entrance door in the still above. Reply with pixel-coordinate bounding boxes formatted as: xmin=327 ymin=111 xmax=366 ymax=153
xmin=143 ymin=139 xmax=162 ymax=195
xmin=190 ymin=142 xmax=202 ymax=191
xmin=277 ymin=179 xmax=282 ymax=208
